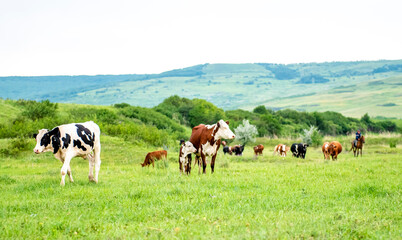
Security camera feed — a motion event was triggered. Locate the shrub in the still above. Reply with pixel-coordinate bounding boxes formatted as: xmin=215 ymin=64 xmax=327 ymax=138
xmin=18 ymin=100 xmax=58 ymax=120
xmin=0 ymin=137 xmax=32 ymax=156
xmin=234 ymin=119 xmax=258 ymax=145
xmin=389 ymin=139 xmax=397 ymax=148
xmin=300 ymin=126 xmax=322 ymax=147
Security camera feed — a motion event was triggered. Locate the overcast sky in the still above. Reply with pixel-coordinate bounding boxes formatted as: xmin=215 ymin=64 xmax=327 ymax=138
xmin=1 ymin=0 xmax=401 ymax=76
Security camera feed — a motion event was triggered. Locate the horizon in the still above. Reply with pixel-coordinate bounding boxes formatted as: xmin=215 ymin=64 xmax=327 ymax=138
xmin=1 ymin=58 xmax=401 ymax=77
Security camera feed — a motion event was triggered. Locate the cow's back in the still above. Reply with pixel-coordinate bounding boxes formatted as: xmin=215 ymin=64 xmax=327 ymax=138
xmin=331 ymin=141 xmax=342 ymax=154
xmin=189 ymin=124 xmax=207 ymax=150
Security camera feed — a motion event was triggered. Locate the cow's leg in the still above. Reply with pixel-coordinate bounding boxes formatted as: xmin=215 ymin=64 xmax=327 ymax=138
xmin=210 ymin=154 xmax=218 ymax=174
xmin=88 ymin=154 xmax=95 ymax=182
xmin=67 ymin=166 xmax=74 ymax=182
xmin=195 ymin=155 xmax=201 ymax=174
xmin=60 ymin=153 xmax=74 ymax=186
xmin=93 ymin=142 xmax=101 ymax=183
xmin=187 ymin=154 xmax=192 ymax=175
xmin=200 ymin=152 xmax=207 ymax=174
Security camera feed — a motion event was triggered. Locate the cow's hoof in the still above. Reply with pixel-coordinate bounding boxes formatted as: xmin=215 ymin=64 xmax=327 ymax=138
xmin=88 ymin=176 xmax=95 ymax=182
xmin=60 ymin=181 xmax=65 ymax=186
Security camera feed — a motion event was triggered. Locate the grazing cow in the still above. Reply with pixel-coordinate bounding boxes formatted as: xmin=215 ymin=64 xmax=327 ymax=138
xmin=33 ymin=121 xmax=101 ymax=186
xmin=291 ymin=143 xmax=309 ymax=159
xmin=253 ymin=144 xmax=264 ymax=156
xmin=232 ymin=144 xmax=245 ymax=156
xmin=142 ymin=150 xmax=167 ymax=167
xmin=222 ymin=141 xmax=232 ymax=155
xmin=178 ymin=141 xmax=197 ymax=174
xmin=223 ymin=146 xmax=232 ymax=155
xmin=328 ymin=141 xmax=342 ymax=161
xmin=322 ymin=142 xmax=330 ymax=160
xmin=189 ymin=120 xmax=235 ymax=174
xmin=273 ymin=144 xmax=289 ymax=157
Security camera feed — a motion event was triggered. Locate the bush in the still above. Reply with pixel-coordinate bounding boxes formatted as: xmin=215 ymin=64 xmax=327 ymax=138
xmin=389 ymin=139 xmax=397 ymax=148
xmin=300 ymin=126 xmax=322 ymax=147
xmin=18 ymin=99 xmax=58 ymax=120
xmin=234 ymin=119 xmax=258 ymax=145
xmin=0 ymin=138 xmax=32 ymax=156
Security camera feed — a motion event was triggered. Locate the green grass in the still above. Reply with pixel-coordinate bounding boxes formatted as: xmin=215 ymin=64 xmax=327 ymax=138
xmin=1 ymin=134 xmax=401 ymax=239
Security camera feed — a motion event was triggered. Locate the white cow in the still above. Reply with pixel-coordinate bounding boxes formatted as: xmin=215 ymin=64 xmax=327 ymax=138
xmin=33 ymin=121 xmax=101 ymax=186
xmin=179 ymin=141 xmax=197 ymax=175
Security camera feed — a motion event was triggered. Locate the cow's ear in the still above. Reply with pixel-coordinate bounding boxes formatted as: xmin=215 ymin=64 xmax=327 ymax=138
xmin=225 ymin=121 xmax=229 ymax=125
xmin=33 ymin=133 xmax=37 ymax=139
xmin=217 ymin=121 xmax=220 ymax=128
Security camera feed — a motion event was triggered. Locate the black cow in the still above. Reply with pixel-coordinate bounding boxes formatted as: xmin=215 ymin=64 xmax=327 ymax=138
xmin=291 ymin=143 xmax=309 ymax=159
xmin=233 ymin=144 xmax=245 ymax=156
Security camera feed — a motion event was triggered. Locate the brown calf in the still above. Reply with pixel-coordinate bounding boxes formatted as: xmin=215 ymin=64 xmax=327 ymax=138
xmin=253 ymin=144 xmax=264 ymax=156
xmin=322 ymin=142 xmax=330 ymax=160
xmin=273 ymin=144 xmax=289 ymax=157
xmin=141 ymin=150 xmax=167 ymax=167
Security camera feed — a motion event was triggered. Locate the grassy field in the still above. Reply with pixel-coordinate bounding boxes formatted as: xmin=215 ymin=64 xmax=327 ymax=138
xmin=1 ymin=134 xmax=401 ymax=239
xmin=254 ymin=76 xmax=402 ymax=118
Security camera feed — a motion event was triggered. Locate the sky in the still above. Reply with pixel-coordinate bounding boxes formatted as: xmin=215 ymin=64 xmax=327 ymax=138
xmin=0 ymin=0 xmax=401 ymax=76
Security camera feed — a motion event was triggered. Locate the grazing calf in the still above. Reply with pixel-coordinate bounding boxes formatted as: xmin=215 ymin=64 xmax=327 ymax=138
xmin=33 ymin=121 xmax=101 ymax=186
xmin=322 ymin=142 xmax=330 ymax=160
xmin=232 ymin=144 xmax=245 ymax=156
xmin=273 ymin=144 xmax=289 ymax=157
xmin=291 ymin=143 xmax=309 ymax=159
xmin=142 ymin=150 xmax=167 ymax=167
xmin=189 ymin=120 xmax=235 ymax=174
xmin=328 ymin=141 xmax=342 ymax=161
xmin=253 ymin=144 xmax=264 ymax=156
xmin=178 ymin=141 xmax=197 ymax=174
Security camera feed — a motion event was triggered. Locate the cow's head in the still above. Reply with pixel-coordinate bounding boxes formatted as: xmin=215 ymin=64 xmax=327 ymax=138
xmin=303 ymin=143 xmax=309 ymax=152
xmin=33 ymin=129 xmax=51 ymax=154
xmin=181 ymin=141 xmax=197 ymax=155
xmin=328 ymin=143 xmax=337 ymax=155
xmin=215 ymin=120 xmax=235 ymax=140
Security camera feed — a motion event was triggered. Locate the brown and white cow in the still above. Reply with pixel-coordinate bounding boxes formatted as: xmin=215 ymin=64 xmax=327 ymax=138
xmin=322 ymin=142 xmax=330 ymax=160
xmin=253 ymin=144 xmax=264 ymax=156
xmin=142 ymin=150 xmax=167 ymax=167
xmin=33 ymin=121 xmax=101 ymax=186
xmin=328 ymin=141 xmax=342 ymax=161
xmin=178 ymin=141 xmax=197 ymax=175
xmin=273 ymin=144 xmax=289 ymax=157
xmin=189 ymin=120 xmax=235 ymax=174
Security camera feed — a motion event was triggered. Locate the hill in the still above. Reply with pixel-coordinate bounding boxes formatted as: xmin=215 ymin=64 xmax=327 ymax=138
xmin=1 ymin=60 xmax=402 ymax=118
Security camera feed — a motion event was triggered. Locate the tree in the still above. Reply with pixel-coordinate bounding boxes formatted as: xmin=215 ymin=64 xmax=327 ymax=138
xmin=188 ymin=99 xmax=226 ymax=127
xmin=234 ymin=119 xmax=258 ymax=145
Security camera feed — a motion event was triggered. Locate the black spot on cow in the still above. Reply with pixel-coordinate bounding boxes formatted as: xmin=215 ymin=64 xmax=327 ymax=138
xmin=40 ymin=127 xmax=60 ymax=154
xmin=73 ymin=139 xmax=87 ymax=151
xmin=62 ymin=134 xmax=71 ymax=149
xmin=75 ymin=124 xmax=94 ymax=148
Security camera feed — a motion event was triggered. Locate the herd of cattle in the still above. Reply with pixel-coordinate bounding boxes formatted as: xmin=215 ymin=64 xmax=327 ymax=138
xmin=33 ymin=120 xmax=352 ymax=185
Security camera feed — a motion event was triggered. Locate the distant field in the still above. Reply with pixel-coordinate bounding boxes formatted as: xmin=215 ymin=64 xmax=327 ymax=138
xmin=1 ymin=60 xmax=402 ymax=118
xmin=1 ymin=134 xmax=401 ymax=238
xmin=251 ymin=76 xmax=402 ymax=118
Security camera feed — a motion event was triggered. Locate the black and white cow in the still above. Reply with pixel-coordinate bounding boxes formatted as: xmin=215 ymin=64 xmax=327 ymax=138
xmin=33 ymin=121 xmax=101 ymax=186
xmin=290 ymin=143 xmax=309 ymax=159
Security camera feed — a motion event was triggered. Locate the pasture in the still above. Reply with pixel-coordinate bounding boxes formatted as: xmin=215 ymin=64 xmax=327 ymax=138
xmin=0 ymin=134 xmax=401 ymax=239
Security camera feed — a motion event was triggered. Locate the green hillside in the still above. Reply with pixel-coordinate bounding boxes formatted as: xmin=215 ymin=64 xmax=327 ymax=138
xmin=1 ymin=60 xmax=402 ymax=118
